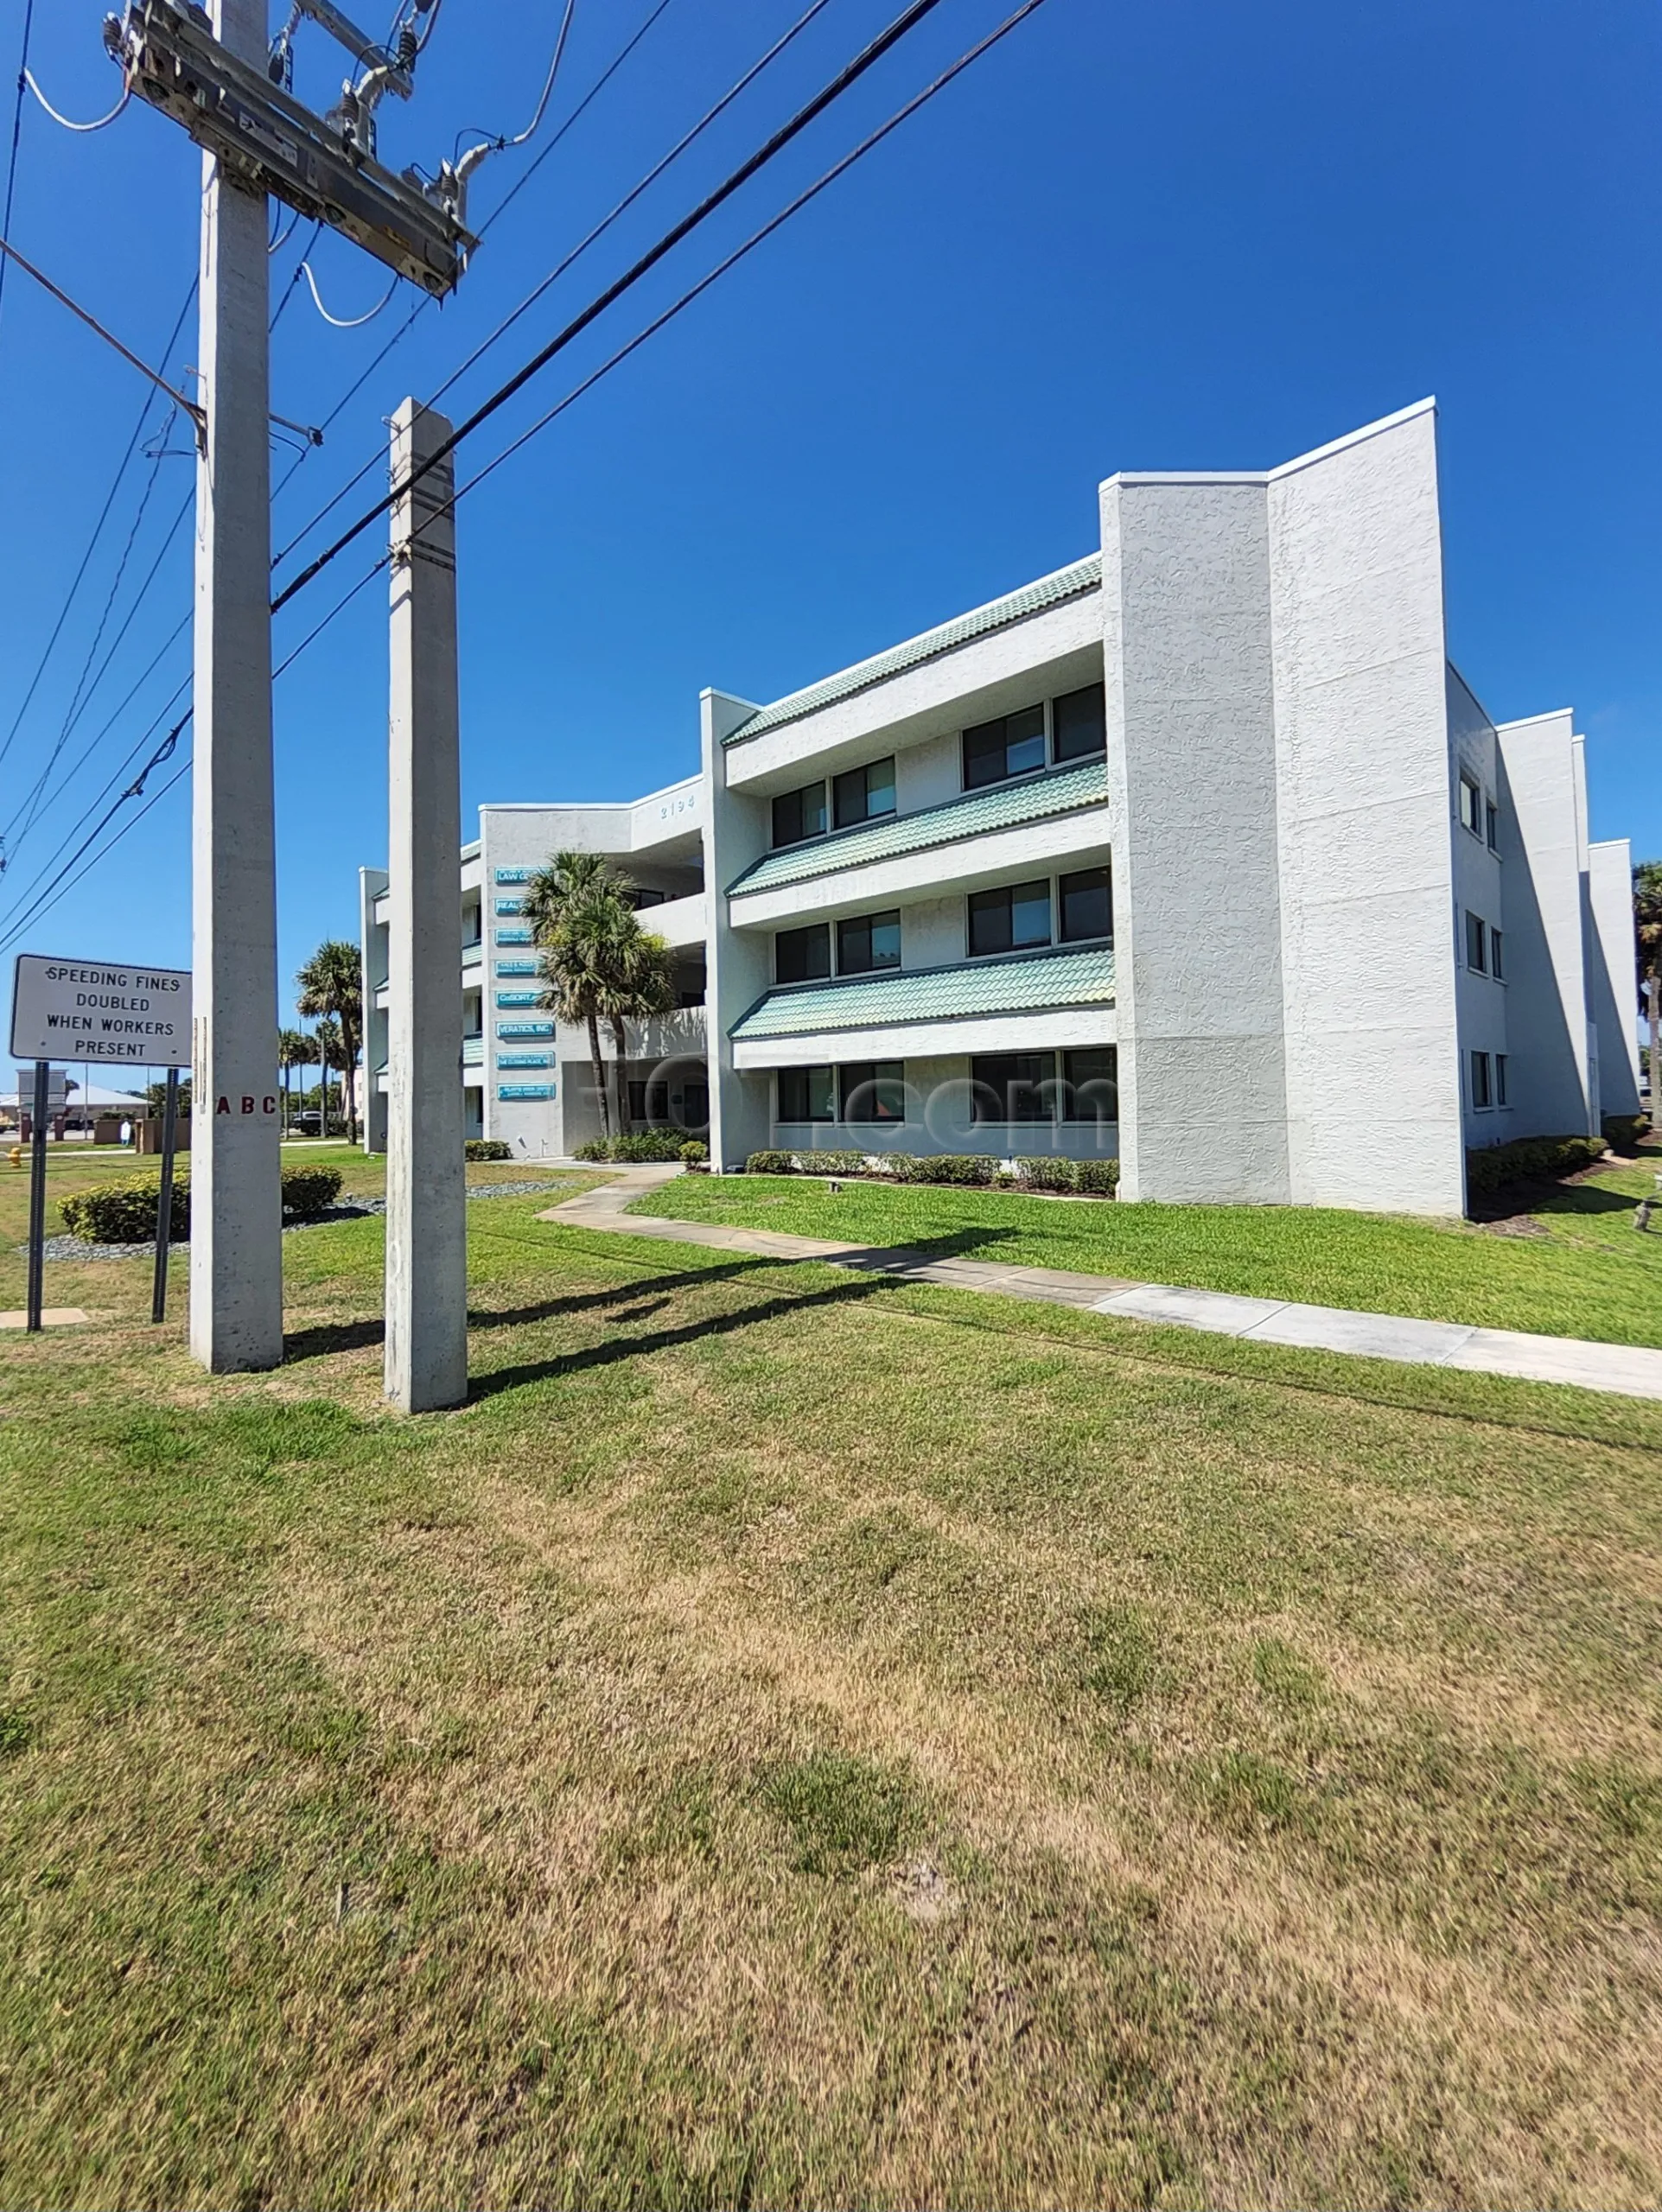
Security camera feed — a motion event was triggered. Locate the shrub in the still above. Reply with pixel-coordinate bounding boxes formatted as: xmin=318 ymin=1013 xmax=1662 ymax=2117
xmin=60 ymin=1173 xmax=188 ymax=1244
xmin=279 ymin=1166 xmax=344 ymax=1217
xmin=465 ymin=1138 xmax=513 ymax=1162
xmin=1018 ymin=1155 xmax=1079 ymax=1192
xmin=573 ymin=1130 xmax=686 ymax=1163
xmin=1465 ymin=1133 xmax=1609 ymax=1195
xmin=1602 ymin=1113 xmax=1650 ymax=1151
xmin=887 ymin=1153 xmax=997 ymax=1186
xmin=1076 ymin=1157 xmax=1120 ymax=1197
xmin=800 ymin=1149 xmax=867 ymax=1177
xmin=59 ymin=1164 xmax=342 ymax=1243
xmin=745 ymin=1150 xmax=797 ymax=1175
xmin=678 ymin=1140 xmax=709 ymax=1167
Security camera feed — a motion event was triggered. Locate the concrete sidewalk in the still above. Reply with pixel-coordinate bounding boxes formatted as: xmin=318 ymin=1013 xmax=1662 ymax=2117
xmin=541 ymin=1168 xmax=1662 ymax=1403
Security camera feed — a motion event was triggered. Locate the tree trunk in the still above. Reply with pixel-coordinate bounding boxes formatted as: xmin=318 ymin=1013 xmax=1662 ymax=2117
xmin=318 ymin=1041 xmax=328 ymax=1137
xmin=345 ymin=1022 xmax=359 ymax=1146
xmin=586 ymin=1010 xmax=610 ymax=1141
xmin=1649 ymin=976 xmax=1659 ymax=1132
xmin=611 ymin=1016 xmax=631 ymax=1135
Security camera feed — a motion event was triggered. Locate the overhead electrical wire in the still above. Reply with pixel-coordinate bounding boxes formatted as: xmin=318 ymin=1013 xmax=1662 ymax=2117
xmin=276 ymin=0 xmax=835 ymax=570
xmin=22 ymin=70 xmax=130 ymax=132
xmin=0 ymin=0 xmax=35 ymax=337
xmin=299 ymin=257 xmax=399 ymax=328
xmin=272 ymin=0 xmax=957 ymax=613
xmin=269 ymin=0 xmax=679 ymax=524
xmin=455 ymin=0 xmax=577 ymax=158
xmin=0 ymin=280 xmax=195 ymax=776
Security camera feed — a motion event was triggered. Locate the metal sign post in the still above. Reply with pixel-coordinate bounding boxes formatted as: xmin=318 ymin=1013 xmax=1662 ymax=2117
xmin=10 ymin=953 xmax=194 ymax=1332
xmin=25 ymin=1062 xmax=49 ymax=1332
xmin=151 ymin=1066 xmax=181 ymax=1324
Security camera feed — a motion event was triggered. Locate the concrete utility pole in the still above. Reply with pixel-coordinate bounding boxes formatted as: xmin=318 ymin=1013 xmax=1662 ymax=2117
xmin=384 ymin=399 xmax=467 ymax=1412
xmin=190 ymin=0 xmax=283 ymax=1373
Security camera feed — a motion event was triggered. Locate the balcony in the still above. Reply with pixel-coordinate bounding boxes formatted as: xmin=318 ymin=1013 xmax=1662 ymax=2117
xmin=727 ymin=758 xmax=1109 ymax=929
xmin=637 ymin=888 xmax=706 ymax=950
xmin=621 ymin=1006 xmax=708 ymax=1061
xmin=729 ymin=943 xmax=1114 ymax=1070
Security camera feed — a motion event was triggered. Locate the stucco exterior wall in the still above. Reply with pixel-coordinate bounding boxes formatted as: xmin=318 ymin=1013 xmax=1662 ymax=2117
xmin=1588 ymin=837 xmax=1641 ymax=1117
xmin=1266 ymin=400 xmax=1466 ymax=1214
xmin=1102 ymin=474 xmax=1289 ymax=1205
xmin=1494 ymin=710 xmax=1597 ymax=1137
xmin=704 ymin=689 xmax=775 ymax=1170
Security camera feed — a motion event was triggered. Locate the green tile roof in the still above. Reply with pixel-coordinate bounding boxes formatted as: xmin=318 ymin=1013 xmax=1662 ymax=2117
xmin=730 ymin=944 xmax=1115 ymax=1042
xmin=723 ymin=554 xmax=1101 ymax=747
xmin=729 ymin=757 xmax=1109 ymax=899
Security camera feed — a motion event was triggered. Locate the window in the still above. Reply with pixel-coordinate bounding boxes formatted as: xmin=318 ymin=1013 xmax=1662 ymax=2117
xmin=1494 ymin=1055 xmax=1508 ymax=1108
xmin=839 ymin=1061 xmax=906 ymax=1123
xmin=628 ymin=887 xmax=667 ymax=910
xmin=775 ymin=923 xmax=831 ymax=984
xmin=837 ymin=910 xmax=901 ymax=975
xmin=778 ymin=1065 xmax=834 ymax=1122
xmin=963 ymin=702 xmax=1047 ymax=790
xmin=1490 ymin=928 xmax=1504 ymax=981
xmin=1464 ymin=912 xmax=1487 ymax=973
xmin=831 ymin=756 xmax=896 ymax=829
xmin=1486 ymin=799 xmax=1500 ymax=852
xmin=1470 ymin=1050 xmax=1492 ymax=1109
xmin=1052 ymin=683 xmax=1106 ymax=762
xmin=1459 ymin=773 xmax=1482 ymax=836
xmin=971 ymin=1052 xmax=1054 ymax=1123
xmin=1062 ymin=1047 xmax=1118 ymax=1124
xmin=968 ymin=878 xmax=1051 ymax=957
xmin=772 ymin=780 xmax=826 ymax=848
xmin=1059 ymin=866 xmax=1111 ymax=943
xmin=628 ymin=1079 xmax=671 ymax=1122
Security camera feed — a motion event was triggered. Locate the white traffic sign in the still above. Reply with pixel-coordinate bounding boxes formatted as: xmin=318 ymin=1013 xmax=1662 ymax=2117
xmin=10 ymin=953 xmax=193 ymax=1066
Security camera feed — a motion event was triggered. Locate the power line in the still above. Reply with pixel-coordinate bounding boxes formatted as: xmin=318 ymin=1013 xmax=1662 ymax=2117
xmin=269 ymin=0 xmax=679 ymax=536
xmin=0 ymin=232 xmax=202 ymax=427
xmin=22 ymin=70 xmax=129 ymax=132
xmin=412 ymin=0 xmax=1056 ymax=565
xmin=271 ymin=0 xmax=954 ymax=615
xmin=0 ymin=0 xmax=35 ymax=338
xmin=274 ymin=0 xmax=833 ymax=573
xmin=0 ymin=281 xmax=195 ymax=775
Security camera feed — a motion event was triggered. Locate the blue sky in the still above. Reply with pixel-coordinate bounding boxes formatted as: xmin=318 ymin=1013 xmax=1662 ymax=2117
xmin=1 ymin=0 xmax=1657 ymax=1034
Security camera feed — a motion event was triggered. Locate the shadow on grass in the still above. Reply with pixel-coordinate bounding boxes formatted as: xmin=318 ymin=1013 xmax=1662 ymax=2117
xmin=283 ymin=1225 xmax=1018 ymax=1375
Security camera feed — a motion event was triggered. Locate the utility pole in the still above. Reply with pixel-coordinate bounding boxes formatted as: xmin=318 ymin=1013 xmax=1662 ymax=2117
xmin=108 ymin=0 xmax=474 ymax=1372
xmin=384 ymin=400 xmax=467 ymax=1412
xmin=189 ymin=0 xmax=282 ymax=1373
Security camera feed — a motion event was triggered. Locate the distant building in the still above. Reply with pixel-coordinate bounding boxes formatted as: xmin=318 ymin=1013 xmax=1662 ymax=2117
xmin=360 ymin=400 xmax=1641 ymax=1213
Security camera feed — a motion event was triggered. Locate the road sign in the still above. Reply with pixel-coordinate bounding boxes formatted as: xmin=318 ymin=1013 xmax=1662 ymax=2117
xmin=10 ymin=954 xmax=192 ymax=1067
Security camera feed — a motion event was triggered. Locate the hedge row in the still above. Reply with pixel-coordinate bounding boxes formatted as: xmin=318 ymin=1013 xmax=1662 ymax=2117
xmin=465 ymin=1139 xmax=513 ymax=1162
xmin=59 ymin=1165 xmax=342 ymax=1244
xmin=573 ymin=1131 xmax=704 ymax=1164
xmin=1602 ymin=1113 xmax=1651 ymax=1151
xmin=744 ymin=1150 xmax=1119 ymax=1195
xmin=1464 ymin=1134 xmax=1608 ymax=1195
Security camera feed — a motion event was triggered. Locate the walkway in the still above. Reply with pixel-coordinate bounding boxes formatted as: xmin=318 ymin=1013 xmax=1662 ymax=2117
xmin=541 ymin=1167 xmax=1662 ymax=1403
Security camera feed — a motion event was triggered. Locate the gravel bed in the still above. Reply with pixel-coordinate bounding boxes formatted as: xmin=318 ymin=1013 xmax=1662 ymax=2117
xmin=26 ymin=1181 xmax=564 ymax=1263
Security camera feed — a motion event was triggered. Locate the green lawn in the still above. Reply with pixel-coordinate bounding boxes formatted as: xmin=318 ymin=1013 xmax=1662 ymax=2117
xmin=631 ymin=1149 xmax=1662 ymax=1346
xmin=3 ymin=1173 xmax=1661 ymax=2207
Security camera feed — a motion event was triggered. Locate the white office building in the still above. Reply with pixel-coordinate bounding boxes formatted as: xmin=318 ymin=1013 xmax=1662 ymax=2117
xmin=360 ymin=400 xmax=1641 ymax=1213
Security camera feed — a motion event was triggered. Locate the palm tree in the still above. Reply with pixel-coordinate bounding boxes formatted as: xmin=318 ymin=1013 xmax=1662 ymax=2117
xmin=296 ymin=940 xmax=363 ymax=1145
xmin=277 ymin=1027 xmax=315 ymax=1136
xmin=525 ymin=852 xmax=629 ymax=1141
xmin=309 ymin=1017 xmax=342 ymax=1133
xmin=593 ymin=913 xmax=678 ymax=1135
xmin=1636 ymin=860 xmax=1662 ymax=1129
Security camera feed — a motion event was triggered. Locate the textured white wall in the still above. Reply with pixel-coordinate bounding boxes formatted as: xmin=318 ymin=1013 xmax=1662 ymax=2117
xmin=1267 ymin=401 xmax=1466 ymax=1215
xmin=1102 ymin=474 xmax=1290 ymax=1204
xmin=1495 ymin=711 xmax=1597 ymax=1136
xmin=704 ymin=690 xmax=776 ymax=1170
xmin=1588 ymin=838 xmax=1642 ymax=1116
xmin=1446 ymin=667 xmax=1512 ymax=1142
xmin=895 ymin=730 xmax=960 ymax=813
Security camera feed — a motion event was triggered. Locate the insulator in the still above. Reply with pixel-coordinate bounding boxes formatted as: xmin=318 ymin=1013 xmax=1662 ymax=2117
xmin=396 ymin=25 xmax=417 ymax=69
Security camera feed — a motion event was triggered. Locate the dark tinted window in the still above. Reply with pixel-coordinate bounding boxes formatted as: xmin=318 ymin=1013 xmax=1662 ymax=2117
xmin=839 ymin=1061 xmax=906 ymax=1123
xmin=971 ymin=1052 xmax=1054 ymax=1123
xmin=837 ymin=911 xmax=901 ymax=974
xmin=772 ymin=781 xmax=827 ymax=847
xmin=1053 ymin=683 xmax=1106 ymax=762
xmin=963 ymin=702 xmax=1046 ymax=789
xmin=832 ymin=756 xmax=896 ymax=829
xmin=1464 ymin=912 xmax=1487 ymax=973
xmin=1062 ymin=1047 xmax=1118 ymax=1124
xmin=1059 ymin=867 xmax=1111 ymax=943
xmin=778 ymin=1065 xmax=834 ymax=1122
xmin=968 ymin=879 xmax=1050 ymax=957
xmin=776 ymin=924 xmax=831 ymax=984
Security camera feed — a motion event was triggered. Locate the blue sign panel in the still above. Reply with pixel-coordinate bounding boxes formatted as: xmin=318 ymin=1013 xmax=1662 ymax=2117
xmin=497 ymin=1052 xmax=551 ymax=1069
xmin=494 ymin=927 xmax=532 ymax=945
xmin=497 ymin=1021 xmax=555 ymax=1039
xmin=495 ymin=990 xmax=538 ymax=1007
xmin=494 ymin=867 xmax=534 ymax=884
xmin=498 ymin=1084 xmax=555 ymax=1101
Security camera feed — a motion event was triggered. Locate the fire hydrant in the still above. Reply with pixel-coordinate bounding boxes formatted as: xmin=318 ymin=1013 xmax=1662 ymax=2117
xmin=6 ymin=1146 xmax=21 ymax=1169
